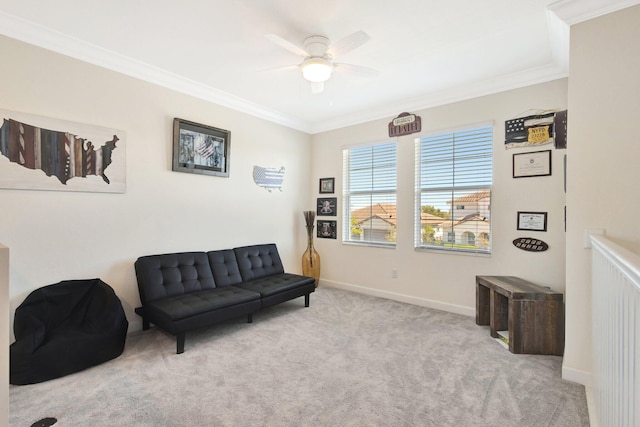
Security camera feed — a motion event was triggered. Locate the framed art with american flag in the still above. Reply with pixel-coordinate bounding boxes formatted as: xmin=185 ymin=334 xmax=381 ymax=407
xmin=172 ymin=118 xmax=230 ymax=177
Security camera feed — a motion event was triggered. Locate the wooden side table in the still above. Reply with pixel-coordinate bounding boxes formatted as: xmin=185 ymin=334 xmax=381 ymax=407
xmin=475 ymin=275 xmax=564 ymax=356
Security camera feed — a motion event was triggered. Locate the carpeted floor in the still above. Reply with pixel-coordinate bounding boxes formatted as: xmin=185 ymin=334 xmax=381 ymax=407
xmin=10 ymin=287 xmax=589 ymax=426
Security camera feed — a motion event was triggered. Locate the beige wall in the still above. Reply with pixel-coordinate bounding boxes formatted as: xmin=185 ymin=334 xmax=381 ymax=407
xmin=0 ymin=35 xmax=312 ymax=334
xmin=564 ymin=5 xmax=640 ymax=385
xmin=311 ymin=79 xmax=568 ymax=315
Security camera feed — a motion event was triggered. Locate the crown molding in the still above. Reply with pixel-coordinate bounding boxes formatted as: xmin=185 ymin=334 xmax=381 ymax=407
xmin=548 ymin=0 xmax=640 ymax=25
xmin=309 ymin=64 xmax=569 ymax=134
xmin=0 ymin=11 xmax=312 ymax=134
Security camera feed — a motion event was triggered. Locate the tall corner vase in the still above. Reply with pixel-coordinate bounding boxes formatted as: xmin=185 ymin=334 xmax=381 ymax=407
xmin=302 ymin=225 xmax=320 ymax=287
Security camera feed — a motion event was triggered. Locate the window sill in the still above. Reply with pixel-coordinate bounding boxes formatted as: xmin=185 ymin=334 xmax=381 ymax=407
xmin=342 ymin=241 xmax=396 ymax=250
xmin=414 ymin=246 xmax=492 ymax=258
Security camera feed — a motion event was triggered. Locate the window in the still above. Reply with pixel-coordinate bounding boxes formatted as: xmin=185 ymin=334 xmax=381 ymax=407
xmin=415 ymin=125 xmax=493 ymax=253
xmin=343 ymin=141 xmax=397 ymax=246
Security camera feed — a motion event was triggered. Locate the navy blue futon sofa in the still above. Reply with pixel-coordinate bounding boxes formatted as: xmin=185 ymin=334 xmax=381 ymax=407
xmin=134 ymin=244 xmax=315 ymax=353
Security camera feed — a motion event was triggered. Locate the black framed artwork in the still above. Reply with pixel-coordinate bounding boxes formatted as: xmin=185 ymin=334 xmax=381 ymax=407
xmin=317 ymin=197 xmax=337 ymax=216
xmin=319 ymin=177 xmax=335 ymax=194
xmin=317 ymin=220 xmax=337 ymax=239
xmin=517 ymin=211 xmax=548 ymax=232
xmin=173 ymin=118 xmax=230 ymax=177
xmin=512 ymin=150 xmax=551 ymax=178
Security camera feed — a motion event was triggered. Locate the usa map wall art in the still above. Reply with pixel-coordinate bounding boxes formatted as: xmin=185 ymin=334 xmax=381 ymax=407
xmin=0 ymin=110 xmax=126 ymax=193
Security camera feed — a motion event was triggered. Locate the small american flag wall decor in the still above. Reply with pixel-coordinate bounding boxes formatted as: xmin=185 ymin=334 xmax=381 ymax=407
xmin=253 ymin=165 xmax=285 ymax=192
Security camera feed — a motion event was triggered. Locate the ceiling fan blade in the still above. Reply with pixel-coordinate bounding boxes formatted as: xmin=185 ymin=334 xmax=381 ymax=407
xmin=265 ymin=34 xmax=310 ymax=58
xmin=259 ymin=64 xmax=300 ymax=73
xmin=327 ymin=30 xmax=370 ymax=59
xmin=334 ymin=62 xmax=380 ymax=78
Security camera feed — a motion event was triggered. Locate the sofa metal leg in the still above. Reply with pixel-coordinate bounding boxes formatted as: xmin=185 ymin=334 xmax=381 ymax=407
xmin=305 ymin=294 xmax=310 ymax=307
xmin=248 ymin=313 xmax=253 ymax=323
xmin=142 ymin=319 xmax=150 ymax=331
xmin=177 ymin=333 xmax=185 ymax=354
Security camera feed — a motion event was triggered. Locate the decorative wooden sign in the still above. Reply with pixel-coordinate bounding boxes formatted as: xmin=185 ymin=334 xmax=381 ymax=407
xmin=388 ymin=112 xmax=421 ymax=137
xmin=513 ymin=237 xmax=549 ymax=252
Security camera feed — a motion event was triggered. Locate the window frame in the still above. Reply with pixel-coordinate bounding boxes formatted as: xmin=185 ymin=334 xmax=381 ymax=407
xmin=414 ymin=123 xmax=494 ymax=255
xmin=342 ymin=140 xmax=397 ymax=248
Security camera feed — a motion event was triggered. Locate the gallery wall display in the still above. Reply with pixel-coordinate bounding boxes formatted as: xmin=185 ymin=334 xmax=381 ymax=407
xmin=512 ymin=150 xmax=551 ymax=178
xmin=319 ymin=177 xmax=334 ymax=194
xmin=173 ymin=118 xmax=230 ymax=177
xmin=317 ymin=197 xmax=337 ymax=216
xmin=517 ymin=211 xmax=547 ymax=232
xmin=317 ymin=220 xmax=337 ymax=239
xmin=504 ymin=109 xmax=567 ymax=149
xmin=0 ymin=109 xmax=126 ymax=193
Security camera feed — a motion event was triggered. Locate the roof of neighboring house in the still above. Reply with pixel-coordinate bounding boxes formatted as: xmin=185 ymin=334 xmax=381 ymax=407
xmin=421 ymin=212 xmax=447 ymax=226
xmin=441 ymin=213 xmax=489 ymax=229
xmin=352 ymin=204 xmax=447 ymax=227
xmin=352 ymin=203 xmax=397 ymax=226
xmin=449 ymin=190 xmax=491 ymax=204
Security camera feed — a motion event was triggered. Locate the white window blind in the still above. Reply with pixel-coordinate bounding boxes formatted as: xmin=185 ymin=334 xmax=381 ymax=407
xmin=415 ymin=125 xmax=493 ymax=253
xmin=343 ymin=141 xmax=397 ymax=246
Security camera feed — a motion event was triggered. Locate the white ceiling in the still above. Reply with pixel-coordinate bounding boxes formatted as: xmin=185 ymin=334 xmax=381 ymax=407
xmin=0 ymin=0 xmax=636 ymax=134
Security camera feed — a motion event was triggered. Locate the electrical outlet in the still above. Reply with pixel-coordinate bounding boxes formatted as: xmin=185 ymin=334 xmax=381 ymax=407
xmin=391 ymin=269 xmax=398 ymax=279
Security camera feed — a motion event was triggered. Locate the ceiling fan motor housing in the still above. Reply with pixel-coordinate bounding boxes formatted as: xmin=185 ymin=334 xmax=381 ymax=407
xmin=304 ymin=35 xmax=330 ymax=58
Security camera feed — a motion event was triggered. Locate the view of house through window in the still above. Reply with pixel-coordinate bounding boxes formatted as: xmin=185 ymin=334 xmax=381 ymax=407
xmin=415 ymin=125 xmax=493 ymax=253
xmin=342 ymin=141 xmax=397 ymax=246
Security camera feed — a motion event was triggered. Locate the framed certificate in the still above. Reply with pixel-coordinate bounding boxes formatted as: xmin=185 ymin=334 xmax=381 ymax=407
xmin=512 ymin=150 xmax=551 ymax=178
xmin=517 ymin=211 xmax=547 ymax=232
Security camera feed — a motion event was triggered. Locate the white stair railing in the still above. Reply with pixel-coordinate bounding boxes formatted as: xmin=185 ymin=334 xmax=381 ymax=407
xmin=590 ymin=235 xmax=640 ymax=427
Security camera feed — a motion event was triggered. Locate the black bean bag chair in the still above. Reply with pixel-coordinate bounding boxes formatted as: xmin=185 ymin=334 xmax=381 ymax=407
xmin=10 ymin=278 xmax=128 ymax=385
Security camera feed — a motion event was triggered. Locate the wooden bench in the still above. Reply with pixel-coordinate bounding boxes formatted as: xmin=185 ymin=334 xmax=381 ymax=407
xmin=475 ymin=275 xmax=564 ymax=356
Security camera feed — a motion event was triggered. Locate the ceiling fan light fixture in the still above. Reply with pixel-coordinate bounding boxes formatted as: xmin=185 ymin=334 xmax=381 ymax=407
xmin=301 ymin=58 xmax=333 ymax=83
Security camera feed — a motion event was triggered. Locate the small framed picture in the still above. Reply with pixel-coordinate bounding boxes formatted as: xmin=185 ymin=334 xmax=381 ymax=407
xmin=173 ymin=118 xmax=230 ymax=177
xmin=317 ymin=220 xmax=337 ymax=239
xmin=319 ymin=177 xmax=335 ymax=194
xmin=512 ymin=150 xmax=551 ymax=178
xmin=517 ymin=211 xmax=548 ymax=232
xmin=317 ymin=197 xmax=337 ymax=216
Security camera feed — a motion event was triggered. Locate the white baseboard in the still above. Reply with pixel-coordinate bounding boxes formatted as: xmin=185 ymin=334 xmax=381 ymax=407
xmin=319 ymin=279 xmax=475 ymax=317
xmin=561 ymin=366 xmax=596 ymax=425
xmin=562 ymin=366 xmax=592 ymax=387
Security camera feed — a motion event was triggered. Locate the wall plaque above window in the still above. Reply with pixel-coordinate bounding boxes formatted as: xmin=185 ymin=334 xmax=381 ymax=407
xmin=388 ymin=112 xmax=421 ymax=137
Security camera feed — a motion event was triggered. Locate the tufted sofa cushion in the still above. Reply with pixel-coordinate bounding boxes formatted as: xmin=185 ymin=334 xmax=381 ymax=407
xmin=233 ymin=244 xmax=285 ymax=282
xmin=147 ymin=286 xmax=260 ymax=321
xmin=236 ymin=273 xmax=314 ymax=298
xmin=207 ymin=249 xmax=243 ymax=287
xmin=135 ymin=252 xmax=216 ymax=304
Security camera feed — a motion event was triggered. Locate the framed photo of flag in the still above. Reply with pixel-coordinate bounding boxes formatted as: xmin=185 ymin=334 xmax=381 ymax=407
xmin=173 ymin=118 xmax=230 ymax=177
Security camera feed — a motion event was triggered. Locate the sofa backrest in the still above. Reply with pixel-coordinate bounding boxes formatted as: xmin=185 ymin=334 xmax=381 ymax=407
xmin=134 ymin=252 xmax=216 ymax=304
xmin=207 ymin=249 xmax=243 ymax=287
xmin=233 ymin=244 xmax=285 ymax=282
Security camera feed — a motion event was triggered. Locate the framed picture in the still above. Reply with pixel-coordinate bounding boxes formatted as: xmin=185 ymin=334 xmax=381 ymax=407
xmin=317 ymin=197 xmax=337 ymax=216
xmin=317 ymin=220 xmax=337 ymax=239
xmin=173 ymin=118 xmax=230 ymax=177
xmin=517 ymin=211 xmax=548 ymax=232
xmin=512 ymin=150 xmax=551 ymax=178
xmin=319 ymin=177 xmax=335 ymax=194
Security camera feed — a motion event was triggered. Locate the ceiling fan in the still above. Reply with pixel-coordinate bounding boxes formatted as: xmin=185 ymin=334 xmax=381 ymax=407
xmin=265 ymin=30 xmax=378 ymax=94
